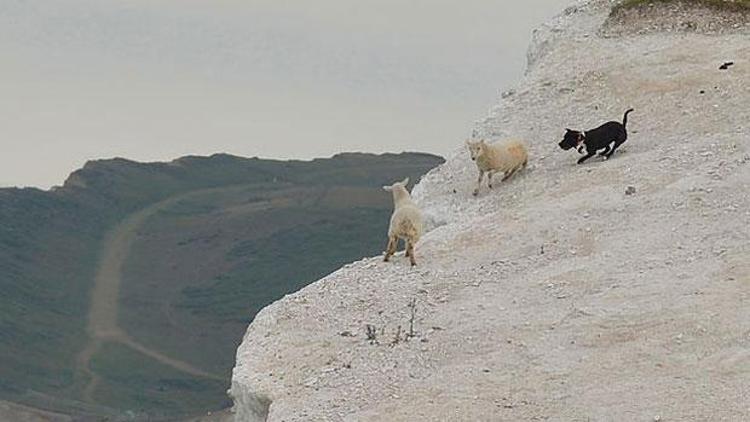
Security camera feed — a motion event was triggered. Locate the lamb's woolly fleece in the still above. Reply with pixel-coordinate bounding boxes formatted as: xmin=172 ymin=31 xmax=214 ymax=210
xmin=384 ymin=178 xmax=423 ymax=247
xmin=468 ymin=139 xmax=529 ymax=175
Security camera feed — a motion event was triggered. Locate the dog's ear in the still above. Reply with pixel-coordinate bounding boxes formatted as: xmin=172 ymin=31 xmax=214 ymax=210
xmin=565 ymin=128 xmax=572 ymax=132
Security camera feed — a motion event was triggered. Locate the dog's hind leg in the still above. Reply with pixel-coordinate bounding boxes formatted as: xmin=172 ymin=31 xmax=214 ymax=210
xmin=598 ymin=145 xmax=611 ymax=156
xmin=604 ymin=139 xmax=626 ymax=159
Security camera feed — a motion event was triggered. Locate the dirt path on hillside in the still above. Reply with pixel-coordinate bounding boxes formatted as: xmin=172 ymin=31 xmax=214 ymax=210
xmin=0 ymin=400 xmax=72 ymax=422
xmin=76 ymin=185 xmax=261 ymax=403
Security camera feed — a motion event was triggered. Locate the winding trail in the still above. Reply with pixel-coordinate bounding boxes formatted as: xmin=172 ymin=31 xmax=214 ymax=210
xmin=76 ymin=187 xmax=254 ymax=403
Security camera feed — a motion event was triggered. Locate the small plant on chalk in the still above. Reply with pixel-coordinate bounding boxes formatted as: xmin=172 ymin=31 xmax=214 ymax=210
xmin=407 ymin=298 xmax=418 ymax=340
xmin=365 ymin=324 xmax=379 ymax=345
xmin=390 ymin=325 xmax=403 ymax=346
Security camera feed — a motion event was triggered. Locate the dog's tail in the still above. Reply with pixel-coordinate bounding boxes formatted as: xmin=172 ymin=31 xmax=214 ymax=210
xmin=622 ymin=108 xmax=634 ymax=128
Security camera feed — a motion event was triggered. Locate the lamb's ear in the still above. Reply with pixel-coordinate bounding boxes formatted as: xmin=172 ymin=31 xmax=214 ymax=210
xmin=401 ymin=177 xmax=410 ymax=186
xmin=382 ymin=185 xmax=393 ymax=191
xmin=465 ymin=139 xmax=473 ymax=146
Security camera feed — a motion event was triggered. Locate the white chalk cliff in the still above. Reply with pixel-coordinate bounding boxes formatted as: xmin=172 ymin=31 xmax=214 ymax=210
xmin=231 ymin=1 xmax=750 ymax=420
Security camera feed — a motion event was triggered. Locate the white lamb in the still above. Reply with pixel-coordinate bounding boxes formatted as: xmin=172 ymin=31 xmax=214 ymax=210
xmin=465 ymin=138 xmax=529 ymax=196
xmin=382 ymin=177 xmax=423 ymax=266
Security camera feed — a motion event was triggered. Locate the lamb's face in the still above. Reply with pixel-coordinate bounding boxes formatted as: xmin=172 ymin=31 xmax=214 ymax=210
xmin=466 ymin=140 xmax=484 ymax=161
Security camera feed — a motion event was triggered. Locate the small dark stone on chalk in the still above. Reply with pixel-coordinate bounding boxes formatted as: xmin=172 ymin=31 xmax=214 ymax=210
xmin=719 ymin=61 xmax=734 ymax=70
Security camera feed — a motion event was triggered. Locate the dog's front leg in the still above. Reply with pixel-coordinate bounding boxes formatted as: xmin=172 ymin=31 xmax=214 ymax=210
xmin=473 ymin=170 xmax=484 ymax=196
xmin=577 ymin=151 xmax=596 ymax=164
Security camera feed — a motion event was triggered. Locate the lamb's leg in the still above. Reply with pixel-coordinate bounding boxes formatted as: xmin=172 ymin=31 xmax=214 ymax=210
xmin=473 ymin=170 xmax=484 ymax=196
xmin=487 ymin=171 xmax=495 ymax=189
xmin=406 ymin=241 xmax=417 ymax=266
xmin=383 ymin=236 xmax=397 ymax=262
xmin=501 ymin=167 xmax=517 ymax=181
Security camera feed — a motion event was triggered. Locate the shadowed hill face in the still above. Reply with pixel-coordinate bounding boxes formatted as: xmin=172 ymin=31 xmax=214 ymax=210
xmin=0 ymin=152 xmax=442 ymax=419
xmin=613 ymin=0 xmax=750 ymax=13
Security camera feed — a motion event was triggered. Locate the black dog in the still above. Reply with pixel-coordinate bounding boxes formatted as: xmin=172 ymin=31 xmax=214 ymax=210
xmin=558 ymin=108 xmax=634 ymax=164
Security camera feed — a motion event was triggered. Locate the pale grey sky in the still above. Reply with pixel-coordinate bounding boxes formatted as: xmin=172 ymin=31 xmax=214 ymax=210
xmin=0 ymin=0 xmax=571 ymax=188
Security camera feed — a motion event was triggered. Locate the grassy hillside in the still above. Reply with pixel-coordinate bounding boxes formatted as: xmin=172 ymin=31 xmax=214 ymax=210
xmin=120 ymin=185 xmax=392 ymax=375
xmin=0 ymin=152 xmax=442 ymax=419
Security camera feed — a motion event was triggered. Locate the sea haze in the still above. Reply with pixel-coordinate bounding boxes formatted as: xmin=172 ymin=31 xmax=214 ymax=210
xmin=0 ymin=0 xmax=570 ymax=188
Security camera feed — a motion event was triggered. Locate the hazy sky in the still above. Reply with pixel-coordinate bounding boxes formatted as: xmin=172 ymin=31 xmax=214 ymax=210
xmin=0 ymin=0 xmax=571 ymax=188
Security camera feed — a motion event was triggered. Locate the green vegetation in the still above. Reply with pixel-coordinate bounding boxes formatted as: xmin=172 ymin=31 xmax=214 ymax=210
xmin=90 ymin=342 xmax=229 ymax=419
xmin=612 ymin=0 xmax=750 ymax=13
xmin=0 ymin=190 xmax=101 ymax=412
xmin=0 ymin=152 xmax=442 ymax=418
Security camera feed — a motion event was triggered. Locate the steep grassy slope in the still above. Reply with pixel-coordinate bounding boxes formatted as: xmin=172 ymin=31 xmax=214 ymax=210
xmin=0 ymin=152 xmax=442 ymax=419
xmin=0 ymin=189 xmax=101 ymax=411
